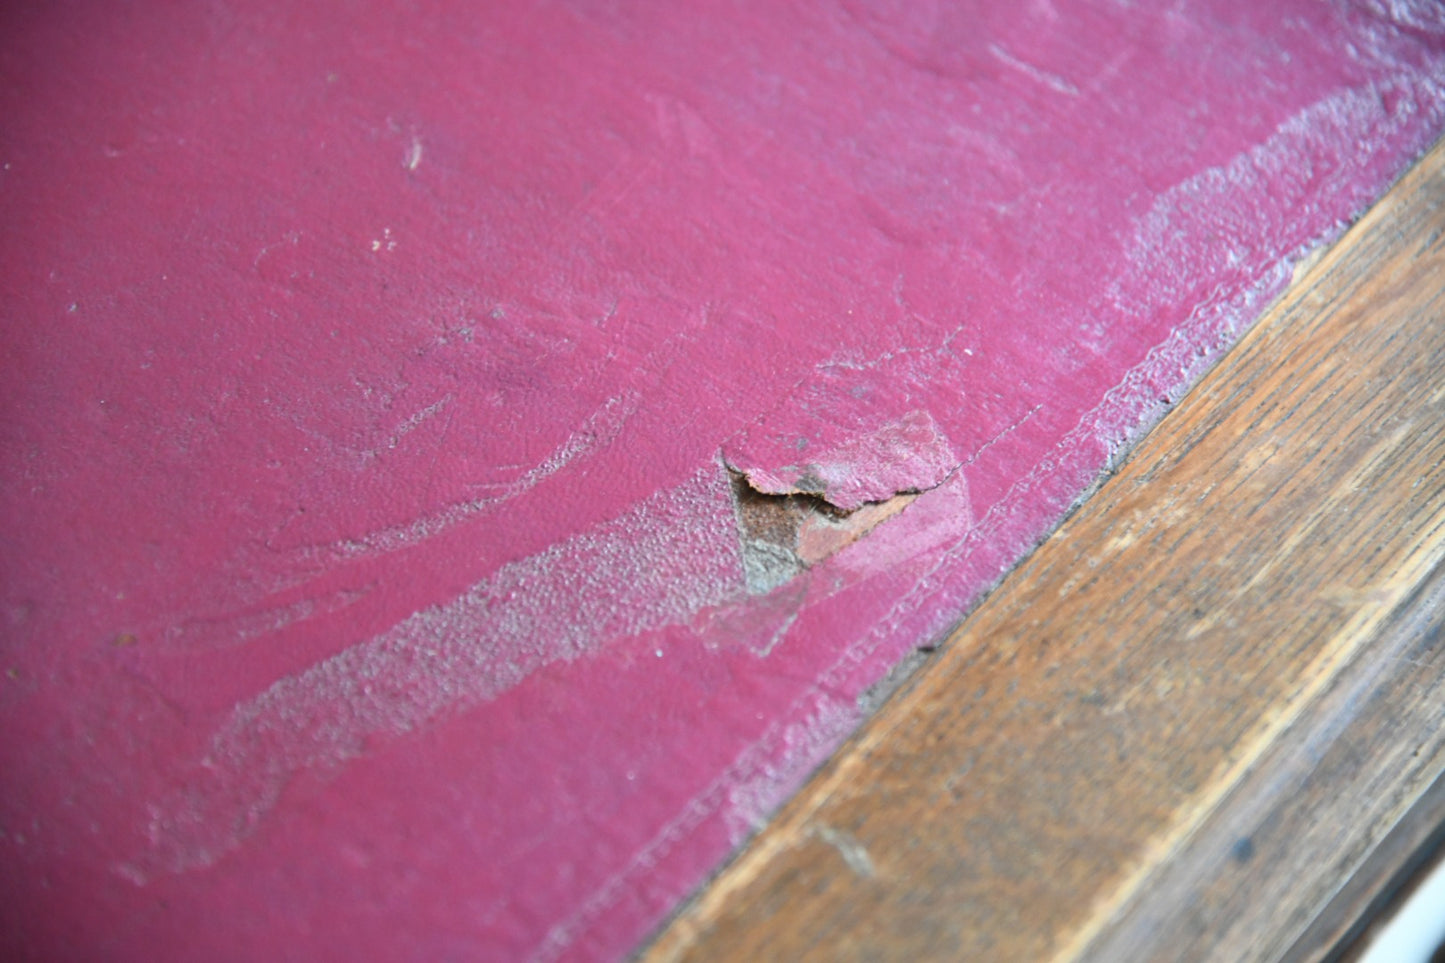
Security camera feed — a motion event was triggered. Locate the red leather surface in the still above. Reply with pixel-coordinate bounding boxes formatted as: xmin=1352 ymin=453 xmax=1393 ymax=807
xmin=3 ymin=2 xmax=1443 ymax=959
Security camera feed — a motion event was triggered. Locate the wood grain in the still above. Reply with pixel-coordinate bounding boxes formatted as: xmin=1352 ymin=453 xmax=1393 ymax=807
xmin=643 ymin=138 xmax=1445 ymax=962
xmin=1285 ymin=768 xmax=1445 ymax=962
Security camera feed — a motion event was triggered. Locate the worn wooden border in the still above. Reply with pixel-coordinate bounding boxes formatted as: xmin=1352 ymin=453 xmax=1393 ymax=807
xmin=643 ymin=138 xmax=1445 ymax=962
xmin=1288 ymin=768 xmax=1445 ymax=962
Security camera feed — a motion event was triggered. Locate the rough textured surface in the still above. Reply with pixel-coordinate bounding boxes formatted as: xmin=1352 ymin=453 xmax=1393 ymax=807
xmin=648 ymin=137 xmax=1445 ymax=963
xmin=1 ymin=2 xmax=1443 ymax=961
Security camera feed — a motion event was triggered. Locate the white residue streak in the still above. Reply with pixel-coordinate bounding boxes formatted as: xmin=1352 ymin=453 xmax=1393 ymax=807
xmin=142 ymin=464 xmax=746 ymax=873
xmin=361 ymin=394 xmax=452 ymax=463
xmin=163 ymin=586 xmax=370 ymax=652
xmin=987 ymin=42 xmax=1079 ymax=96
xmin=320 ymin=391 xmax=640 ymax=559
xmin=1118 ymin=75 xmax=1437 ymax=322
xmin=816 ymin=825 xmax=877 ymax=878
xmin=1087 ymin=71 xmax=1445 ymax=459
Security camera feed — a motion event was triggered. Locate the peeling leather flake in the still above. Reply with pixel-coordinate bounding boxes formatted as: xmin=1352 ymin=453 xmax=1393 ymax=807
xmin=3 ymin=2 xmax=1445 ymax=962
xmin=726 ymin=408 xmax=957 ymax=511
xmin=723 ymin=342 xmax=967 ymax=511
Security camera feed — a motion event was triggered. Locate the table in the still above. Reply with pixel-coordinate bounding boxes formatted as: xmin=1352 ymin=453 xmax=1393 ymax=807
xmin=648 ymin=139 xmax=1445 ymax=963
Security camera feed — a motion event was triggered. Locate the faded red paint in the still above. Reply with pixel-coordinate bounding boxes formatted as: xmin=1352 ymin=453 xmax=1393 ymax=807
xmin=2 ymin=1 xmax=1442 ymax=960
